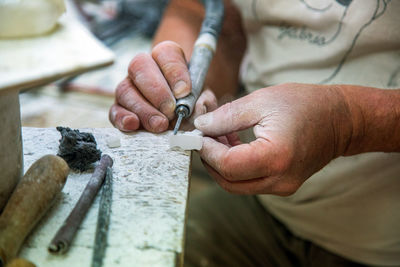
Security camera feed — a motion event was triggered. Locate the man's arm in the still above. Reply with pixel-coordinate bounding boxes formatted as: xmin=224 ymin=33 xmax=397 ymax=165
xmin=153 ymin=0 xmax=247 ymax=100
xmin=340 ymin=85 xmax=400 ymax=155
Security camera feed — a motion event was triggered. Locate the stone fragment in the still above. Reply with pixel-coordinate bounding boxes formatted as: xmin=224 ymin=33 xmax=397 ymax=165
xmin=106 ymin=135 xmax=121 ymax=148
xmin=169 ymin=129 xmax=203 ymax=150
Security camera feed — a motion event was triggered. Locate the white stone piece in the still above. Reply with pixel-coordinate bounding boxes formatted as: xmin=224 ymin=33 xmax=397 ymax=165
xmin=169 ymin=129 xmax=203 ymax=150
xmin=106 ymin=135 xmax=121 ymax=148
xmin=0 ymin=0 xmax=66 ymax=38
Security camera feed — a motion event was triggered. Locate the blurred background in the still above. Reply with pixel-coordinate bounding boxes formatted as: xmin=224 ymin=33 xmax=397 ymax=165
xmin=19 ymin=0 xmax=213 ymax=193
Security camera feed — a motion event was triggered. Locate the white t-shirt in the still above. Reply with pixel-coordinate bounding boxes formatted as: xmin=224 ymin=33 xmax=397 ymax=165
xmin=232 ymin=0 xmax=400 ymax=265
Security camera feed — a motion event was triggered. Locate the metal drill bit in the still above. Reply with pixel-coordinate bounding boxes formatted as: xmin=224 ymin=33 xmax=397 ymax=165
xmin=173 ymin=111 xmax=184 ymax=135
xmin=91 ymin=167 xmax=113 ymax=267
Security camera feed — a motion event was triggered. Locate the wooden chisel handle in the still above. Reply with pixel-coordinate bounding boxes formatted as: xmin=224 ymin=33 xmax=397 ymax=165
xmin=0 ymin=155 xmax=69 ymax=266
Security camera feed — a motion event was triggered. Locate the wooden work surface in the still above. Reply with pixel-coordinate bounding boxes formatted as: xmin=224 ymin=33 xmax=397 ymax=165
xmin=19 ymin=127 xmax=191 ymax=267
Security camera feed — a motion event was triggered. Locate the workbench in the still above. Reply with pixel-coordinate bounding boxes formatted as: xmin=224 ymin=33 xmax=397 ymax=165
xmin=0 ymin=17 xmax=114 ymax=214
xmin=19 ymin=127 xmax=191 ymax=267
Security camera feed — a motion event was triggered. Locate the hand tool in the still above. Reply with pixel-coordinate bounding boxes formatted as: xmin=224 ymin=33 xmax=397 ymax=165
xmin=48 ymin=154 xmax=113 ymax=254
xmin=91 ymin=167 xmax=113 ymax=267
xmin=173 ymin=0 xmax=224 ymax=135
xmin=0 ymin=155 xmax=69 ymax=267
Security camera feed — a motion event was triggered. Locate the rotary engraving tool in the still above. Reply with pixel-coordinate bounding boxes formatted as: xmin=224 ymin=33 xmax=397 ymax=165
xmin=173 ymin=0 xmax=224 ymax=135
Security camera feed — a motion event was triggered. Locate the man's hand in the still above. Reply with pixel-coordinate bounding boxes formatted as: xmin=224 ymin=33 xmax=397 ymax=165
xmin=109 ymin=0 xmax=246 ymax=133
xmin=194 ymin=83 xmax=354 ymax=195
xmin=109 ymin=41 xmax=217 ymax=133
xmin=109 ymin=41 xmax=189 ymax=132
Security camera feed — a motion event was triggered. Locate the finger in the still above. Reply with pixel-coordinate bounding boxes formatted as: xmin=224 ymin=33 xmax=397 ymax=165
xmin=202 ymin=162 xmax=274 ymax=195
xmin=215 ymin=136 xmax=230 ymax=146
xmin=152 ymin=41 xmax=191 ymax=98
xmin=189 ymin=89 xmax=218 ymax=123
xmin=109 ymin=103 xmax=140 ymax=132
xmin=194 ymin=93 xmax=263 ymax=136
xmin=203 ymin=160 xmax=296 ymax=196
xmin=177 ymin=89 xmax=218 ymax=132
xmin=116 ymin=78 xmax=169 ymax=133
xmin=213 ymin=133 xmax=241 ymax=147
xmin=199 ymin=136 xmax=287 ymax=181
xmin=226 ymin=132 xmax=242 ymax=146
xmin=203 ymin=162 xmax=300 ymax=196
xmin=128 ymin=53 xmax=176 ymax=120
xmin=195 ymin=89 xmax=218 ymax=113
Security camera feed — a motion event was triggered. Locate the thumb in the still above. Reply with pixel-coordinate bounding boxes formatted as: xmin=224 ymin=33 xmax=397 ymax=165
xmin=194 ymin=94 xmax=262 ymax=136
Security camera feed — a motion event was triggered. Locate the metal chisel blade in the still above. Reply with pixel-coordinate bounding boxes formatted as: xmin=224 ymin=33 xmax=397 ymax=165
xmin=91 ymin=167 xmax=113 ymax=267
xmin=173 ymin=112 xmax=184 ymax=135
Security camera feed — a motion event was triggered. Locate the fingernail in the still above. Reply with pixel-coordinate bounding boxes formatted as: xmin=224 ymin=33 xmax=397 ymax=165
xmin=149 ymin=115 xmax=166 ymax=131
xmin=121 ymin=116 xmax=129 ymax=130
xmin=194 ymin=113 xmax=212 ymax=129
xmin=121 ymin=115 xmax=138 ymax=131
xmin=173 ymin=81 xmax=188 ymax=98
xmin=160 ymin=99 xmax=175 ymax=119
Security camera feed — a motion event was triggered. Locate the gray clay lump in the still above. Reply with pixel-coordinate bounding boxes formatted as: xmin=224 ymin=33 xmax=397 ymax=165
xmin=56 ymin=126 xmax=101 ymax=172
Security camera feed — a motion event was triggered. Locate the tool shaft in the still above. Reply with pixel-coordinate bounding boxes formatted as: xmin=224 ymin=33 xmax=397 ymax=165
xmin=175 ymin=43 xmax=214 ymax=118
xmin=173 ymin=0 xmax=224 ymax=133
xmin=48 ymin=154 xmax=113 ymax=254
xmin=173 ymin=110 xmax=185 ymax=135
xmin=91 ymin=167 xmax=113 ymax=267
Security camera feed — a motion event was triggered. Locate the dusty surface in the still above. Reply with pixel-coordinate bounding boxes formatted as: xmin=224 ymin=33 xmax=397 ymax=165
xmin=20 ymin=127 xmax=191 ymax=267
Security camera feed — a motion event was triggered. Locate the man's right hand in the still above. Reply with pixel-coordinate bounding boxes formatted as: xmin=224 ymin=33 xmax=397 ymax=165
xmin=109 ymin=0 xmax=246 ymax=133
xmin=109 ymin=41 xmax=194 ymax=133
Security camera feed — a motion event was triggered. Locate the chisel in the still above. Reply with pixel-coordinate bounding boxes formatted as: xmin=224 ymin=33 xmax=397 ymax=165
xmin=91 ymin=167 xmax=113 ymax=267
xmin=0 ymin=155 xmax=69 ymax=266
